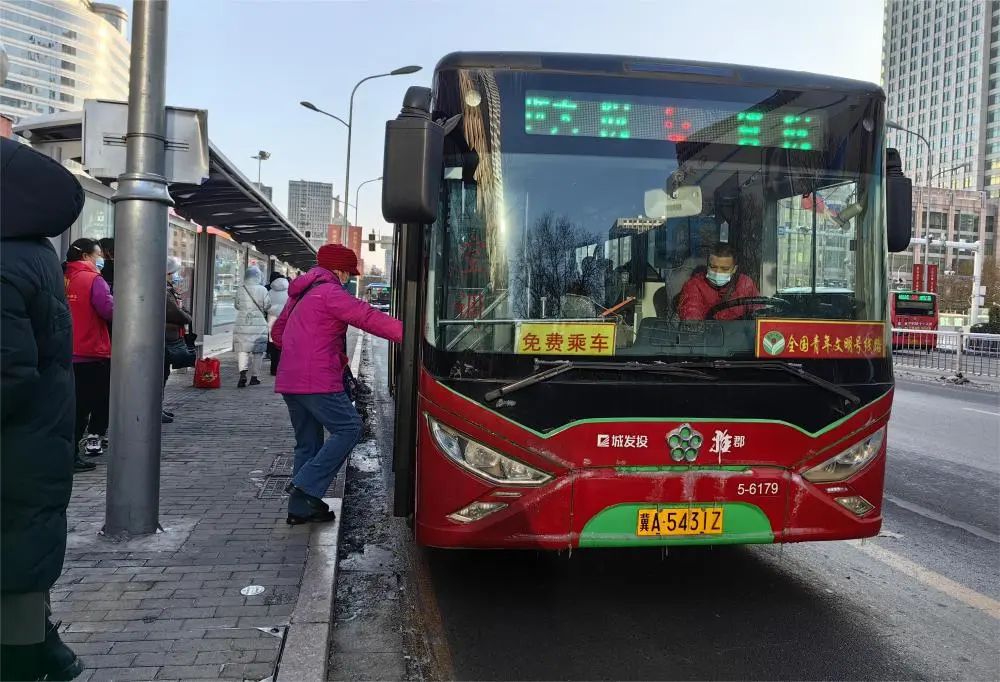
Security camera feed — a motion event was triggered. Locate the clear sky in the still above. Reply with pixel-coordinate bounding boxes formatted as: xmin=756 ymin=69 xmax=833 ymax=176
xmin=110 ymin=0 xmax=885 ymax=264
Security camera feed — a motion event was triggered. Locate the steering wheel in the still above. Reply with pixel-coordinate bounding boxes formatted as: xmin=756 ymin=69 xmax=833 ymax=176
xmin=706 ymin=296 xmax=790 ymax=320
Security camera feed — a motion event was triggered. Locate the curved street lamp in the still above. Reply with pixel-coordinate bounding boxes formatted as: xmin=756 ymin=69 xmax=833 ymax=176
xmin=355 ymin=176 xmax=383 ymax=227
xmin=250 ymin=150 xmax=270 ymax=184
xmin=301 ymin=65 xmax=422 ymax=246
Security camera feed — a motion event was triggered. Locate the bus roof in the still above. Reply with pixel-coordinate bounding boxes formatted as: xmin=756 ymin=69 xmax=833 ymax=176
xmin=434 ymin=52 xmax=883 ymax=99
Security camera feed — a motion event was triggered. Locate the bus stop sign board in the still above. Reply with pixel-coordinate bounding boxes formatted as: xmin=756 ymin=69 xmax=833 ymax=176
xmin=82 ymin=99 xmax=209 ymax=184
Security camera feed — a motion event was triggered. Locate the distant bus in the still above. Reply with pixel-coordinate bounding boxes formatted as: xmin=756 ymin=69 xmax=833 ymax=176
xmin=890 ymin=291 xmax=938 ymax=350
xmin=366 ymin=283 xmax=391 ymax=311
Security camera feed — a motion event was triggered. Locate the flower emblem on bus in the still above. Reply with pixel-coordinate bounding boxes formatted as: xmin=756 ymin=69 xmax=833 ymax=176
xmin=666 ymin=423 xmax=703 ymax=462
xmin=762 ymin=330 xmax=786 ymax=356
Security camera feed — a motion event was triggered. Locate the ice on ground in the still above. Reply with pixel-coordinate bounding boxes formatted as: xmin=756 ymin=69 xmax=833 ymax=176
xmin=351 ymin=440 xmax=381 ymax=473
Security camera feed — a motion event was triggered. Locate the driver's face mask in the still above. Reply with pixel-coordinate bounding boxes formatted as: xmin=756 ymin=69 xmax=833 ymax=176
xmin=706 ymin=255 xmax=737 ymax=288
xmin=706 ymin=270 xmax=732 ymax=287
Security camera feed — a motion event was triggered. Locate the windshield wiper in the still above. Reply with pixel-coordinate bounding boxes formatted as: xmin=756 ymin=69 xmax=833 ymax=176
xmin=670 ymin=359 xmax=861 ymax=406
xmin=483 ymin=359 xmax=715 ymax=403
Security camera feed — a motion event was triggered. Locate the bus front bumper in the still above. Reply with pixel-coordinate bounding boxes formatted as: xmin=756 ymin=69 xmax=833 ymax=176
xmin=414 ymin=454 xmax=885 ymax=549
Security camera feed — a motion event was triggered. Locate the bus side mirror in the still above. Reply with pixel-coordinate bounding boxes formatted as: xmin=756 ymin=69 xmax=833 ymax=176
xmin=382 ymin=86 xmax=444 ymax=225
xmin=886 ymin=147 xmax=912 ymax=253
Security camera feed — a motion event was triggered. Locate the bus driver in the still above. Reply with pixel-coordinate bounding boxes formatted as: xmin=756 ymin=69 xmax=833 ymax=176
xmin=677 ymin=242 xmax=760 ymax=321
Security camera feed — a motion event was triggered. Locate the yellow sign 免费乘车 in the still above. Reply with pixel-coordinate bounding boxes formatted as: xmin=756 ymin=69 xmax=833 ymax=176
xmin=514 ymin=321 xmax=617 ymax=356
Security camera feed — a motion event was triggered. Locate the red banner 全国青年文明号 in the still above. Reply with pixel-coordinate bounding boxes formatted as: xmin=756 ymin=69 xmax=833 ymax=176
xmin=756 ymin=320 xmax=887 ymax=359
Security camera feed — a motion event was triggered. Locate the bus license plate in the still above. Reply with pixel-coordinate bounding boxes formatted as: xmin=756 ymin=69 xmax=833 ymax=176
xmin=636 ymin=507 xmax=724 ymax=536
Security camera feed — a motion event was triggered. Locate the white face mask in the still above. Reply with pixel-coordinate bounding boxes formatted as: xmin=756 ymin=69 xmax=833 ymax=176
xmin=706 ymin=270 xmax=733 ymax=287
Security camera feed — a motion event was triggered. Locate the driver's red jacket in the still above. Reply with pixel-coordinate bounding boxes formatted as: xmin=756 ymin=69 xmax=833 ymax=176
xmin=678 ymin=272 xmax=760 ymax=320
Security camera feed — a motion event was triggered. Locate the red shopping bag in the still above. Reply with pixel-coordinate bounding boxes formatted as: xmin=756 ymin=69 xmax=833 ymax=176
xmin=193 ymin=357 xmax=221 ymax=389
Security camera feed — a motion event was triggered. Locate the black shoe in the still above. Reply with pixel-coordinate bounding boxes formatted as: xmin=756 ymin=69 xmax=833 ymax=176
xmin=40 ymin=620 xmax=83 ymax=681
xmin=286 ymin=509 xmax=337 ymax=525
xmin=249 ymin=376 xmax=262 ymax=386
xmin=0 ymin=619 xmax=82 ymax=681
xmin=161 ymin=411 xmax=174 ymax=424
xmin=284 ymin=482 xmax=329 ymax=512
xmin=74 ymin=457 xmax=97 ymax=473
xmin=237 ymin=370 xmax=248 ymax=388
xmin=161 ymin=409 xmax=174 ymax=418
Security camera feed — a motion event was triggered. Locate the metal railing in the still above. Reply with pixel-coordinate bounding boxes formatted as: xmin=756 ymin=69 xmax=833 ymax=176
xmin=891 ymin=329 xmax=1000 ymax=378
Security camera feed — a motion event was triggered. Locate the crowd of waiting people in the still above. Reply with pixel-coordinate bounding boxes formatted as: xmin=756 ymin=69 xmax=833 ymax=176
xmin=2 ymin=137 xmax=403 ymax=679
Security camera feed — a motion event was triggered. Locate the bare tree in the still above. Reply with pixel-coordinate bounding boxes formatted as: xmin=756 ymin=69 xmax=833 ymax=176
xmin=511 ymin=213 xmax=605 ymax=318
xmin=938 ymin=256 xmax=1000 ymax=314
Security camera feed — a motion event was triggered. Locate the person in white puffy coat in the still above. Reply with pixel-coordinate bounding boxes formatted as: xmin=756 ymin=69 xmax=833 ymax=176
xmin=266 ymin=273 xmax=289 ymax=375
xmin=233 ymin=266 xmax=270 ymax=387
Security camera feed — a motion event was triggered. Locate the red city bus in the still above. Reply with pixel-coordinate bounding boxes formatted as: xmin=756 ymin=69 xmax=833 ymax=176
xmin=890 ymin=291 xmax=939 ymax=350
xmin=381 ymin=53 xmax=913 ymax=549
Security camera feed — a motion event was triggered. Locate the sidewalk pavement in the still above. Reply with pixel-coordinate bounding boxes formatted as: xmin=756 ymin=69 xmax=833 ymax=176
xmin=52 ymin=334 xmax=357 ymax=682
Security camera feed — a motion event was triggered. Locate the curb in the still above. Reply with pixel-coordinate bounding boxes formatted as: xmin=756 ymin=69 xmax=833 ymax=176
xmin=274 ymin=333 xmax=367 ymax=682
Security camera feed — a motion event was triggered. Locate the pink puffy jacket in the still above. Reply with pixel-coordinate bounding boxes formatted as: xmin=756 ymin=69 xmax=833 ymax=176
xmin=272 ymin=267 xmax=403 ymax=394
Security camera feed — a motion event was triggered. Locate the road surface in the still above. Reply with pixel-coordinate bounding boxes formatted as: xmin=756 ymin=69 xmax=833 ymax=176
xmin=354 ymin=338 xmax=1000 ymax=680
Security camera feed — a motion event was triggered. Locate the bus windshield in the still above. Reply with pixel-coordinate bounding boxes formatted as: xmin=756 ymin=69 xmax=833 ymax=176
xmin=426 ymin=68 xmax=887 ymax=359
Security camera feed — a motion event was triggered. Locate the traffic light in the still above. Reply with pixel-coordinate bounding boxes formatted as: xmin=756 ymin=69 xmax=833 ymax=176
xmin=369 ymin=231 xmax=376 ymax=251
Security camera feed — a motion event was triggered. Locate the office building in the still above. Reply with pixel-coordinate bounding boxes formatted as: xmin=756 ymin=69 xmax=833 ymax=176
xmin=882 ymin=0 xmax=1000 ymax=282
xmin=0 ymin=0 xmax=130 ymax=123
xmin=881 ymin=0 xmax=996 ymax=193
xmin=288 ymin=179 xmax=333 ymax=249
xmin=889 ymin=186 xmax=998 ymax=283
xmin=252 ymin=182 xmax=272 ymax=202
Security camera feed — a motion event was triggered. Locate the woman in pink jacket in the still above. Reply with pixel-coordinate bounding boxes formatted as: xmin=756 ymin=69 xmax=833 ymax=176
xmin=271 ymin=244 xmax=403 ymax=525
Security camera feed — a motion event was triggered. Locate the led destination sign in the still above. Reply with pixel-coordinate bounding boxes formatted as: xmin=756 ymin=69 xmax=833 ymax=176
xmin=524 ymin=90 xmax=825 ymax=150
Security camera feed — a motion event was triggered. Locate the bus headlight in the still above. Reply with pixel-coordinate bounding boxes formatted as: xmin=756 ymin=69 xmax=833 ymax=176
xmin=427 ymin=416 xmax=551 ymax=486
xmin=802 ymin=427 xmax=885 ymax=483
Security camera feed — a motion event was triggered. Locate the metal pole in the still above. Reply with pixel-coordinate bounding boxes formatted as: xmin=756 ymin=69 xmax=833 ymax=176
xmin=971 ymin=243 xmax=983 ymax=324
xmin=355 ymin=176 xmax=382 ymax=228
xmin=341 ymin=81 xmax=361 ymax=246
xmin=342 ymin=74 xmax=400 ymax=244
xmin=106 ymin=0 xmax=172 ymax=537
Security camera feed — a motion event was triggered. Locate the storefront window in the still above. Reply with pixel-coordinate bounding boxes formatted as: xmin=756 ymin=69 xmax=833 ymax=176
xmin=211 ymin=239 xmax=243 ymax=330
xmin=247 ymin=250 xmax=267 ymax=279
xmin=76 ymin=191 xmax=113 ymax=242
xmin=168 ymin=218 xmax=197 ymax=312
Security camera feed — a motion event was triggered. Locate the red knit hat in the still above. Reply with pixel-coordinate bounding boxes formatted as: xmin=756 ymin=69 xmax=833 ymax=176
xmin=317 ymin=243 xmax=360 ymax=276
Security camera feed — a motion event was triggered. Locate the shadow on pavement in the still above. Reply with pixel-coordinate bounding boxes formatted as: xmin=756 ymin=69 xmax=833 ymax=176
xmin=423 ymin=544 xmax=925 ymax=681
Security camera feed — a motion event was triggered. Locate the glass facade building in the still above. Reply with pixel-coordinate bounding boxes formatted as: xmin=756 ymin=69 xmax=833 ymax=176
xmin=0 ymin=0 xmax=129 ymax=123
xmin=882 ymin=0 xmax=1000 ymax=287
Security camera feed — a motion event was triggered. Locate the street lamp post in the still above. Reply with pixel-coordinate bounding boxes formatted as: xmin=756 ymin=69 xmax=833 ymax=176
xmin=300 ymin=65 xmax=421 ymax=246
xmin=887 ymin=120 xmax=932 ymax=291
xmin=251 ymin=150 xmax=270 ymax=185
xmin=355 ymin=176 xmax=382 ymax=227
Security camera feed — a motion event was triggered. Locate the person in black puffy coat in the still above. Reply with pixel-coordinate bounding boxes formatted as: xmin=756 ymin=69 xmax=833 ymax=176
xmin=1 ymin=137 xmax=85 ymax=680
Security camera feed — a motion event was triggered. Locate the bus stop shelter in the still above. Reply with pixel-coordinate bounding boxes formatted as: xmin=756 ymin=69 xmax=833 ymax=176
xmin=13 ymin=104 xmax=316 ymax=355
